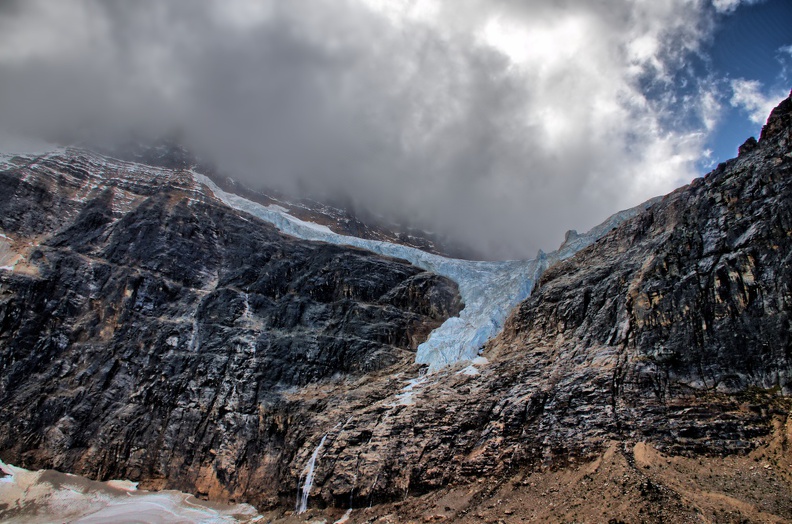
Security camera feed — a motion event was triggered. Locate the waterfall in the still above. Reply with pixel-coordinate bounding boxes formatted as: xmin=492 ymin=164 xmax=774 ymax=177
xmin=187 ymin=315 xmax=200 ymax=352
xmin=295 ymin=433 xmax=329 ymax=514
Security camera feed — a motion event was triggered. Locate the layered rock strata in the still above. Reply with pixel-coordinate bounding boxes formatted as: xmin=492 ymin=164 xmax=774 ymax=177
xmin=0 ymin=149 xmax=461 ymax=505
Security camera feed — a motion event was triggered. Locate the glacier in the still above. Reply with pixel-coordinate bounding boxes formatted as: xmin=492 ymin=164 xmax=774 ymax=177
xmin=0 ymin=142 xmax=657 ymax=372
xmin=192 ymin=172 xmax=659 ymax=371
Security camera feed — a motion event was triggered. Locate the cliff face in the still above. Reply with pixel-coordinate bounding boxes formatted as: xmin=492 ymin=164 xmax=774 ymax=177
xmin=0 ymin=150 xmax=461 ymax=505
xmin=492 ymin=88 xmax=792 ymax=454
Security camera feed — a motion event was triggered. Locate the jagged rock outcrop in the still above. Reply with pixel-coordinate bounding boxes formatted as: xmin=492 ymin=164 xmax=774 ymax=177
xmin=0 ymin=149 xmax=461 ymax=505
xmin=482 ymin=89 xmax=792 ymax=457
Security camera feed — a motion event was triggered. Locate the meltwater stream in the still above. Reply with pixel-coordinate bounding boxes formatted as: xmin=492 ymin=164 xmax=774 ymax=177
xmin=295 ymin=433 xmax=329 ymax=514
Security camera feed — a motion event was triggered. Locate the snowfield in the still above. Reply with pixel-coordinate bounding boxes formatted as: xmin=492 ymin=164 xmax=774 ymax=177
xmin=0 ymin=460 xmax=259 ymax=524
xmin=193 ymin=172 xmax=658 ymax=371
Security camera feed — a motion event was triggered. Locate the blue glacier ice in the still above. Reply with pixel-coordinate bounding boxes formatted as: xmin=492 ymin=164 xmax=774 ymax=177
xmin=0 ymin=141 xmax=659 ymax=371
xmin=193 ymin=172 xmax=659 ymax=371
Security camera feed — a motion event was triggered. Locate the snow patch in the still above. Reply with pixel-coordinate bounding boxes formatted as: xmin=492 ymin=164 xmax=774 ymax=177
xmin=0 ymin=459 xmax=258 ymax=523
xmin=457 ymin=358 xmax=488 ymax=376
xmin=457 ymin=365 xmax=480 ymax=376
xmin=391 ymin=376 xmax=428 ymax=406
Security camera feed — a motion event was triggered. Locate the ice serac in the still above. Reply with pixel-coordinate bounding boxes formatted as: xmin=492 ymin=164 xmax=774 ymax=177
xmin=193 ymin=172 xmax=657 ymax=371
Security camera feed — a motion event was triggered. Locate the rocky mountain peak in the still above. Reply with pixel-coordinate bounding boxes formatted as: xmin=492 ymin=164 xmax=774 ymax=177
xmin=738 ymin=136 xmax=758 ymax=156
xmin=760 ymin=89 xmax=792 ymax=144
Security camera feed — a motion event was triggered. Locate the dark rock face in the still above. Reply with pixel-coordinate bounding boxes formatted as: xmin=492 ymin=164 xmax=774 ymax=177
xmin=761 ymin=89 xmax=792 ymax=143
xmin=0 ymin=150 xmax=461 ymax=505
xmin=738 ymin=136 xmax=758 ymax=155
xmin=492 ymin=89 xmax=792 ymax=454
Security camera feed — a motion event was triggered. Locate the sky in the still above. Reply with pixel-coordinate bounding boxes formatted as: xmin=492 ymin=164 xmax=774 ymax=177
xmin=0 ymin=0 xmax=790 ymax=260
xmin=705 ymin=0 xmax=792 ymax=165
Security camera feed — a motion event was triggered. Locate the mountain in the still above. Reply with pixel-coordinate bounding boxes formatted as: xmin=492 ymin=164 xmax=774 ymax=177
xmin=92 ymin=138 xmax=483 ymax=260
xmin=0 ymin=91 xmax=791 ymax=523
xmin=0 ymin=146 xmax=463 ymax=506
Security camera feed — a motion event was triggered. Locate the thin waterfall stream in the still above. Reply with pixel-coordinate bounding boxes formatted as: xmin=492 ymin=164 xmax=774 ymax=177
xmin=295 ymin=433 xmax=329 ymax=514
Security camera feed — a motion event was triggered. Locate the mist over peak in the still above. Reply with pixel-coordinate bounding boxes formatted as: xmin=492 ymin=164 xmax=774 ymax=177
xmin=0 ymin=0 xmax=789 ymax=258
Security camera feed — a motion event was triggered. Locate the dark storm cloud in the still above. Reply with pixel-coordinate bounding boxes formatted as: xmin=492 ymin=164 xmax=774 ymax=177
xmin=0 ymin=0 xmax=728 ymax=259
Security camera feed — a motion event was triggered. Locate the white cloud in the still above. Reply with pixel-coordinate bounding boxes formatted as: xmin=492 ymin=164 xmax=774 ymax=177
xmin=0 ymin=0 xmax=728 ymax=259
xmin=730 ymin=78 xmax=787 ymax=125
xmin=712 ymin=0 xmax=764 ymax=14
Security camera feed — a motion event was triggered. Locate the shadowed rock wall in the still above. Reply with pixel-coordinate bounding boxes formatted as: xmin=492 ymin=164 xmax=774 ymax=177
xmin=0 ymin=151 xmax=461 ymax=505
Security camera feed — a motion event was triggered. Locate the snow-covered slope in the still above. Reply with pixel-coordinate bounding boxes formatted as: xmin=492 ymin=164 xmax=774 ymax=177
xmin=0 ymin=460 xmax=259 ymax=523
xmin=193 ymin=172 xmax=657 ymax=371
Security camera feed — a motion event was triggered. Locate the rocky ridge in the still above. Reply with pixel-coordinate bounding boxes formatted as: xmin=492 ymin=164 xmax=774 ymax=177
xmin=96 ymin=139 xmax=475 ymax=259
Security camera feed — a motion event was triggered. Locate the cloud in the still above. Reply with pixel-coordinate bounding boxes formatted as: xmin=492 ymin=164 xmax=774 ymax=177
xmin=0 ymin=0 xmax=731 ymax=259
xmin=712 ymin=0 xmax=764 ymax=14
xmin=730 ymin=78 xmax=788 ymax=125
